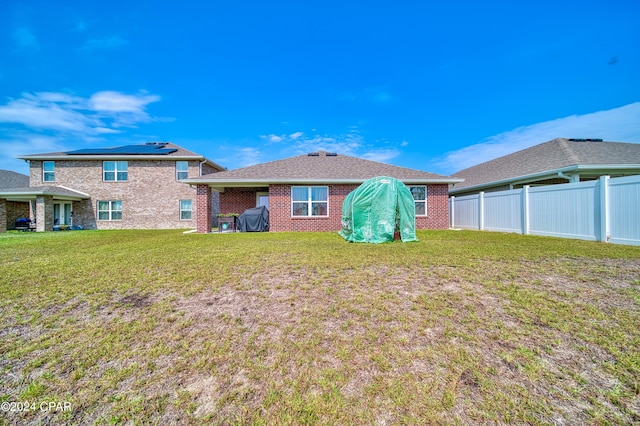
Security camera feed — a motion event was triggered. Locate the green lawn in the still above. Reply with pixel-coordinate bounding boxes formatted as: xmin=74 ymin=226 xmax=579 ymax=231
xmin=1 ymin=229 xmax=639 ymax=425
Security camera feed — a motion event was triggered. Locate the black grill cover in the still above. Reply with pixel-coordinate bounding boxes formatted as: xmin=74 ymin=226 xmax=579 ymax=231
xmin=237 ymin=206 xmax=269 ymax=232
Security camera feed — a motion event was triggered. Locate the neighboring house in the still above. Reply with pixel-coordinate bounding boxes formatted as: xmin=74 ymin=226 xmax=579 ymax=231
xmin=0 ymin=143 xmax=224 ymax=232
xmin=450 ymin=138 xmax=640 ymax=196
xmin=185 ymin=150 xmax=462 ymax=233
xmin=0 ymin=169 xmax=31 ymax=231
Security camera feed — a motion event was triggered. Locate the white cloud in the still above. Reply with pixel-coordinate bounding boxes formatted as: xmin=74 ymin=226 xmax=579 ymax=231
xmin=266 ymin=129 xmax=403 ymax=162
xmin=89 ymin=91 xmax=160 ymax=127
xmin=0 ymin=91 xmax=161 ymax=134
xmin=237 ymin=147 xmax=261 ymax=167
xmin=0 ymin=133 xmax=67 ymax=174
xmin=289 ymin=131 xmax=303 ymax=140
xmin=0 ymin=90 xmax=164 ymax=172
xmin=0 ymin=93 xmax=98 ymax=133
xmin=261 ymin=134 xmax=282 ymax=143
xmin=361 ymin=148 xmax=402 ymax=163
xmin=89 ymin=91 xmax=159 ymax=114
xmin=441 ymin=102 xmax=640 ymax=173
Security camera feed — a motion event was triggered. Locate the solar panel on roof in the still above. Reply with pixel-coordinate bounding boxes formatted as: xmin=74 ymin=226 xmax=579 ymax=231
xmin=65 ymin=145 xmax=178 ymax=155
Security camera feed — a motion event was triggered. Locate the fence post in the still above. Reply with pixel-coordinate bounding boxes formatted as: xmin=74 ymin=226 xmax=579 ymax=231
xmin=450 ymin=196 xmax=455 ymax=229
xmin=521 ymin=185 xmax=530 ymax=235
xmin=478 ymin=192 xmax=484 ymax=231
xmin=599 ymin=176 xmax=610 ymax=242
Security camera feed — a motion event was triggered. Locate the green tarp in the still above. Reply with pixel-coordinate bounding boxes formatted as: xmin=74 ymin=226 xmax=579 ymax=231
xmin=339 ymin=176 xmax=418 ymax=243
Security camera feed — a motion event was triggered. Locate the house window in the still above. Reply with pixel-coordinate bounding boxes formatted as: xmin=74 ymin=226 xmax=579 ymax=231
xmin=103 ymin=161 xmax=128 ymax=181
xmin=409 ymin=186 xmax=427 ymax=216
xmin=176 ymin=161 xmax=189 ymax=180
xmin=43 ymin=161 xmax=55 ymax=182
xmin=97 ymin=200 xmax=122 ymax=221
xmin=180 ymin=199 xmax=192 ymax=220
xmin=292 ymin=186 xmax=328 ymax=217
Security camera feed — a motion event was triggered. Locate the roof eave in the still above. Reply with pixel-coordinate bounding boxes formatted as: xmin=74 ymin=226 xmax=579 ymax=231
xmin=450 ymin=164 xmax=640 ymax=194
xmin=0 ymin=191 xmax=89 ymax=201
xmin=183 ymin=177 xmax=464 ymax=187
xmin=17 ymin=154 xmax=208 ymax=161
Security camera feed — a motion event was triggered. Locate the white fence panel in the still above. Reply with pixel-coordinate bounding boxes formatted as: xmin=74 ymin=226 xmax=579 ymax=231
xmin=451 ymin=194 xmax=479 ymax=229
xmin=528 ymin=181 xmax=598 ymax=241
xmin=608 ymin=175 xmax=640 ymax=246
xmin=483 ymin=189 xmax=522 ymax=233
xmin=449 ymin=175 xmax=640 ymax=246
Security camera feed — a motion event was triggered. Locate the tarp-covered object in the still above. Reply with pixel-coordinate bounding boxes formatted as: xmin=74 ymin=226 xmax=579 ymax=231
xmin=237 ymin=206 xmax=270 ymax=232
xmin=339 ymin=176 xmax=418 ymax=243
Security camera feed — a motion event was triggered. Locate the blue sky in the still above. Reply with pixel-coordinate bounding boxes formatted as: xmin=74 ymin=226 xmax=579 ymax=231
xmin=1 ymin=0 xmax=639 ymax=176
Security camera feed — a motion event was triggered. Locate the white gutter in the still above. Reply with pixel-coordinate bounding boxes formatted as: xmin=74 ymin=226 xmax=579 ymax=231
xmin=17 ymin=154 xmax=207 ymax=161
xmin=183 ymin=177 xmax=464 ymax=186
xmin=450 ymin=164 xmax=640 ymax=195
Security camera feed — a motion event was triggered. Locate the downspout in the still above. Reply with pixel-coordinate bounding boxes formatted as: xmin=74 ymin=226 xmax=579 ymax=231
xmin=557 ymin=171 xmax=576 ymax=182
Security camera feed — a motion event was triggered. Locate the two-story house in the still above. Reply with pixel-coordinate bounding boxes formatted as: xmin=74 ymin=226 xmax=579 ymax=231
xmin=1 ymin=142 xmax=224 ymax=232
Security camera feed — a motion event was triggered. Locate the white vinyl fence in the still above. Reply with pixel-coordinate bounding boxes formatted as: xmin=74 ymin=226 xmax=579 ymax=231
xmin=449 ymin=175 xmax=640 ymax=246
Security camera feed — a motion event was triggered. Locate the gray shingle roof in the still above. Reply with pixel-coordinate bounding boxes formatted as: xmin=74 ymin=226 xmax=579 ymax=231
xmin=0 ymin=185 xmax=90 ymax=199
xmin=0 ymin=170 xmax=29 ymax=189
xmin=452 ymin=138 xmax=640 ymax=191
xmin=189 ymin=151 xmax=459 ymax=184
xmin=16 ymin=143 xmax=225 ymax=171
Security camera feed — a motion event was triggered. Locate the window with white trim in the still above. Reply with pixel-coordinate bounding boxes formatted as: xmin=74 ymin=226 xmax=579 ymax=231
xmin=176 ymin=161 xmax=189 ymax=180
xmin=43 ymin=161 xmax=55 ymax=182
xmin=292 ymin=186 xmax=328 ymax=217
xmin=180 ymin=199 xmax=192 ymax=220
xmin=409 ymin=186 xmax=427 ymax=216
xmin=103 ymin=161 xmax=128 ymax=181
xmin=97 ymin=200 xmax=122 ymax=221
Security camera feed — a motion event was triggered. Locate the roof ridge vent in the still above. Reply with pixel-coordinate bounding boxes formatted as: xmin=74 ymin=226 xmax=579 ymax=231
xmin=308 ymin=152 xmax=319 ymax=156
xmin=567 ymin=138 xmax=603 ymax=142
xmin=326 ymin=152 xmax=337 ymax=156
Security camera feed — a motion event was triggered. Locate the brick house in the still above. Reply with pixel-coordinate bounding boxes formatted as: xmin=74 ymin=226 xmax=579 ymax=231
xmin=1 ymin=143 xmax=224 ymax=232
xmin=185 ymin=151 xmax=462 ymax=233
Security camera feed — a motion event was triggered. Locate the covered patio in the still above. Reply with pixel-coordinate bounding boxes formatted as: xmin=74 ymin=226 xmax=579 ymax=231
xmin=0 ymin=186 xmax=90 ymax=232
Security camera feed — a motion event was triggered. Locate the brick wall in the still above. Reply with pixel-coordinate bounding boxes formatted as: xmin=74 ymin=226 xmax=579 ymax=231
xmin=219 ymin=187 xmax=268 ymax=215
xmin=196 ymin=185 xmax=212 ymax=233
xmin=268 ymin=184 xmax=358 ymax=232
xmin=217 ymin=183 xmax=451 ymax=232
xmin=30 ymin=159 xmax=216 ymax=230
xmin=0 ymin=199 xmax=6 ymax=233
xmin=5 ymin=201 xmax=30 ymax=230
xmin=416 ymin=184 xmax=450 ymax=229
xmin=36 ymin=195 xmax=53 ymax=232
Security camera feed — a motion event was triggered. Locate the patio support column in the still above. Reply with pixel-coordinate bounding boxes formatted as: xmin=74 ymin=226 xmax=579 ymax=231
xmin=0 ymin=199 xmax=6 ymax=233
xmin=35 ymin=195 xmax=53 ymax=232
xmin=196 ymin=184 xmax=212 ymax=233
